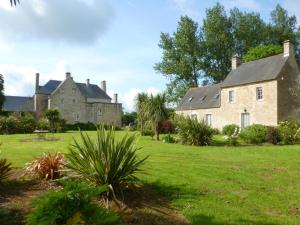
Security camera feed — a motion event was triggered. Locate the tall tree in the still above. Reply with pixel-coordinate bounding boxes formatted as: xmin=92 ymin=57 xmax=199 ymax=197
xmin=145 ymin=94 xmax=168 ymax=141
xmin=0 ymin=75 xmax=4 ymax=111
xmin=202 ymin=3 xmax=233 ymax=83
xmin=230 ymin=8 xmax=268 ymax=57
xmin=154 ymin=16 xmax=203 ymax=103
xmin=135 ymin=92 xmax=149 ymax=136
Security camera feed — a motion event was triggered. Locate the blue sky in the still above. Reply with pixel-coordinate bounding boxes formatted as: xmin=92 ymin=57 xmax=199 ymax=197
xmin=0 ymin=0 xmax=299 ymax=111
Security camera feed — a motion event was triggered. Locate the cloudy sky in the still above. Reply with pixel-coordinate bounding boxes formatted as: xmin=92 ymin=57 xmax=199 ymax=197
xmin=0 ymin=0 xmax=299 ymax=111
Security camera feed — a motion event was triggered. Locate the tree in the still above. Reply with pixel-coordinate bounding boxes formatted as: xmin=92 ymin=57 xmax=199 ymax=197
xmin=135 ymin=93 xmax=149 ymax=136
xmin=155 ymin=16 xmax=203 ymax=103
xmin=243 ymin=44 xmax=283 ymax=62
xmin=44 ymin=109 xmax=60 ymax=132
xmin=144 ymin=94 xmax=168 ymax=141
xmin=10 ymin=0 xmax=19 ymax=6
xmin=0 ymin=75 xmax=5 ymax=111
xmin=122 ymin=112 xmax=137 ymax=126
xmin=230 ymin=8 xmax=268 ymax=56
xmin=202 ymin=3 xmax=233 ymax=83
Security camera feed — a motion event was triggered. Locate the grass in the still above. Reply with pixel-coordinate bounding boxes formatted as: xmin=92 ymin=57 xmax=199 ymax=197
xmin=1 ymin=131 xmax=300 ymax=225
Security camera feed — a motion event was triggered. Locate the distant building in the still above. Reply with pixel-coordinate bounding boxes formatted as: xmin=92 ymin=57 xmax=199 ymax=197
xmin=3 ymin=73 xmax=122 ymax=126
xmin=176 ymin=40 xmax=300 ymax=130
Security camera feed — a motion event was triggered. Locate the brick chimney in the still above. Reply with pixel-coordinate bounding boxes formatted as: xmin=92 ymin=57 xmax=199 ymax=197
xmin=66 ymin=72 xmax=72 ymax=79
xmin=86 ymin=78 xmax=90 ymax=87
xmin=283 ymin=40 xmax=294 ymax=57
xmin=232 ymin=55 xmax=241 ymax=70
xmin=101 ymin=80 xmax=107 ymax=93
xmin=35 ymin=73 xmax=40 ymax=93
xmin=113 ymin=93 xmax=118 ymax=103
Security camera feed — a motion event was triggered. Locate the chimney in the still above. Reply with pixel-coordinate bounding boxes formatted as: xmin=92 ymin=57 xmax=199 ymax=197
xmin=86 ymin=78 xmax=90 ymax=87
xmin=35 ymin=73 xmax=40 ymax=93
xmin=283 ymin=40 xmax=294 ymax=57
xmin=113 ymin=93 xmax=118 ymax=103
xmin=101 ymin=80 xmax=107 ymax=93
xmin=66 ymin=72 xmax=72 ymax=79
xmin=232 ymin=55 xmax=241 ymax=70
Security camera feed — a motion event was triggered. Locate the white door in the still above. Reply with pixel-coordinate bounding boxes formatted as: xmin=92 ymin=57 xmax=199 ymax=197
xmin=241 ymin=113 xmax=250 ymax=129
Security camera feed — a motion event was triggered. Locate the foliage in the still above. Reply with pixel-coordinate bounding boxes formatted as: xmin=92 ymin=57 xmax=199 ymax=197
xmin=155 ymin=16 xmax=202 ymax=103
xmin=0 ymin=75 xmax=4 ymax=111
xmin=265 ymin=126 xmax=281 ymax=145
xmin=144 ymin=94 xmax=168 ymax=140
xmin=158 ymin=120 xmax=175 ymax=134
xmin=243 ymin=44 xmax=283 ymax=62
xmin=26 ymin=181 xmax=121 ymax=225
xmin=222 ymin=124 xmax=240 ymax=136
xmin=175 ymin=115 xmax=213 ymax=146
xmin=135 ymin=92 xmax=149 ymax=136
xmin=66 ymin=122 xmax=96 ymax=131
xmin=36 ymin=118 xmax=50 ymax=130
xmin=278 ymin=119 xmax=300 ymax=144
xmin=25 ymin=152 xmax=65 ymax=180
xmin=0 ymin=116 xmax=20 ymax=134
xmin=240 ymin=124 xmax=268 ymax=144
xmin=226 ymin=136 xmax=239 ymax=146
xmin=19 ymin=114 xmax=36 ymax=133
xmin=211 ymin=128 xmax=221 ymax=135
xmin=44 ymin=109 xmax=60 ymax=132
xmin=0 ymin=158 xmax=12 ymax=183
xmin=65 ymin=126 xmax=148 ymax=197
xmin=162 ymin=134 xmax=175 ymax=143
xmin=122 ymin=112 xmax=137 ymax=126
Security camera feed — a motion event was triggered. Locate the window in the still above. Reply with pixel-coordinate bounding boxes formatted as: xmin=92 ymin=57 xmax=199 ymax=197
xmin=72 ymin=99 xmax=76 ymax=103
xmin=188 ymin=97 xmax=193 ymax=102
xmin=73 ymin=113 xmax=80 ymax=122
xmin=97 ymin=107 xmax=102 ymax=116
xmin=229 ymin=90 xmax=234 ymax=103
xmin=191 ymin=113 xmax=197 ymax=120
xmin=205 ymin=114 xmax=212 ymax=126
xmin=241 ymin=113 xmax=250 ymax=129
xmin=256 ymin=87 xmax=263 ymax=100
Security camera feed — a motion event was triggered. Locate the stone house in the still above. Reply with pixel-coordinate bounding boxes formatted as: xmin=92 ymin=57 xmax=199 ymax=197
xmin=176 ymin=40 xmax=300 ymax=130
xmin=3 ymin=73 xmax=122 ymax=126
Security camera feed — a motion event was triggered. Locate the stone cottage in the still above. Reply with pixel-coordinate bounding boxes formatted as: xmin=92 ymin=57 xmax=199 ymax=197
xmin=176 ymin=40 xmax=300 ymax=130
xmin=3 ymin=73 xmax=122 ymax=126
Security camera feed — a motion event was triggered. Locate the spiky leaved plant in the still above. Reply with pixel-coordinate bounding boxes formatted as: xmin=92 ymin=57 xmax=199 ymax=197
xmin=0 ymin=158 xmax=12 ymax=183
xmin=25 ymin=152 xmax=65 ymax=180
xmin=65 ymin=126 xmax=148 ymax=199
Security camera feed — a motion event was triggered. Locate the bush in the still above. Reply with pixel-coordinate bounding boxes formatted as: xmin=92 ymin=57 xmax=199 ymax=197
xmin=212 ymin=128 xmax=220 ymax=135
xmin=0 ymin=158 xmax=12 ymax=183
xmin=65 ymin=126 xmax=149 ymax=196
xmin=278 ymin=119 xmax=300 ymax=144
xmin=26 ymin=181 xmax=121 ymax=225
xmin=239 ymin=124 xmax=267 ymax=144
xmin=66 ymin=122 xmax=97 ymax=131
xmin=265 ymin=126 xmax=281 ymax=145
xmin=222 ymin=124 xmax=239 ymax=136
xmin=19 ymin=115 xmax=36 ymax=133
xmin=158 ymin=120 xmax=175 ymax=134
xmin=162 ymin=134 xmax=175 ymax=143
xmin=175 ymin=116 xmax=214 ymax=146
xmin=36 ymin=118 xmax=50 ymax=130
xmin=226 ymin=136 xmax=239 ymax=146
xmin=25 ymin=152 xmax=65 ymax=180
xmin=0 ymin=116 xmax=20 ymax=134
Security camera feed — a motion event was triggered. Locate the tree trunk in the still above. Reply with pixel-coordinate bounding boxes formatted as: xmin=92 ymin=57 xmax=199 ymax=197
xmin=155 ymin=124 xmax=160 ymax=141
xmin=141 ymin=122 xmax=144 ymax=136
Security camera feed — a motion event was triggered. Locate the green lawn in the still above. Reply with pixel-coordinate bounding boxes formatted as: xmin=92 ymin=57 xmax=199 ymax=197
xmin=1 ymin=131 xmax=300 ymax=225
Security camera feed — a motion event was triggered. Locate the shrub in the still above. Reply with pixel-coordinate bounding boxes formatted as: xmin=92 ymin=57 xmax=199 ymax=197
xmin=278 ymin=119 xmax=300 ymax=144
xmin=226 ymin=136 xmax=239 ymax=146
xmin=239 ymin=124 xmax=267 ymax=144
xmin=36 ymin=118 xmax=50 ymax=130
xmin=212 ymin=128 xmax=221 ymax=135
xmin=0 ymin=158 xmax=12 ymax=183
xmin=25 ymin=152 xmax=65 ymax=180
xmin=19 ymin=115 xmax=36 ymax=133
xmin=162 ymin=134 xmax=175 ymax=143
xmin=175 ymin=116 xmax=213 ymax=146
xmin=158 ymin=120 xmax=175 ymax=134
xmin=66 ymin=122 xmax=97 ymax=131
xmin=26 ymin=181 xmax=121 ymax=225
xmin=265 ymin=126 xmax=281 ymax=145
xmin=0 ymin=116 xmax=20 ymax=134
xmin=222 ymin=124 xmax=239 ymax=136
xmin=65 ymin=126 xmax=148 ymax=196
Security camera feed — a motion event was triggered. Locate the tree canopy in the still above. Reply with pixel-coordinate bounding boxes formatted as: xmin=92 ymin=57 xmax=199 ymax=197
xmin=0 ymin=75 xmax=5 ymax=111
xmin=243 ymin=44 xmax=283 ymax=63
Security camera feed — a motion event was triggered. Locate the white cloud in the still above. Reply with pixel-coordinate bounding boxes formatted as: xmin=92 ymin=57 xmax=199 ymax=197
xmin=0 ymin=0 xmax=114 ymax=44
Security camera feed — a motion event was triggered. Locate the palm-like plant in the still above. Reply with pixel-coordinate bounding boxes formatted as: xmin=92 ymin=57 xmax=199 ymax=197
xmin=65 ymin=126 xmax=148 ymax=198
xmin=135 ymin=92 xmax=149 ymax=136
xmin=0 ymin=158 xmax=12 ymax=183
xmin=145 ymin=94 xmax=168 ymax=141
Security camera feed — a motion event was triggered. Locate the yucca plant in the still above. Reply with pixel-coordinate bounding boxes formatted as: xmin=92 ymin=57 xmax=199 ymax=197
xmin=0 ymin=158 xmax=12 ymax=183
xmin=65 ymin=126 xmax=148 ymax=198
xmin=25 ymin=152 xmax=65 ymax=180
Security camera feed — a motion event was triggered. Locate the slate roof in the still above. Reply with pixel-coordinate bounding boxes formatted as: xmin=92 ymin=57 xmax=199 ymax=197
xmin=39 ymin=80 xmax=111 ymax=100
xmin=3 ymin=96 xmax=34 ymax=112
xmin=177 ymin=83 xmax=221 ymax=110
xmin=221 ymin=53 xmax=288 ymax=88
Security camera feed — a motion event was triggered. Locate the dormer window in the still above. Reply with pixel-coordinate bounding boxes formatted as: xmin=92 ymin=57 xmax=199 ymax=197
xmin=229 ymin=90 xmax=234 ymax=103
xmin=188 ymin=97 xmax=193 ymax=102
xmin=214 ymin=93 xmax=220 ymax=99
xmin=201 ymin=96 xmax=206 ymax=101
xmin=256 ymin=87 xmax=263 ymax=100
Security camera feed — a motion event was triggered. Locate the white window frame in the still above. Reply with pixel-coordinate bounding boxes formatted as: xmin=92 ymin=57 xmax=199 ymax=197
xmin=73 ymin=113 xmax=80 ymax=122
xmin=241 ymin=113 xmax=250 ymax=129
xmin=229 ymin=90 xmax=234 ymax=103
xmin=205 ymin=114 xmax=212 ymax=126
xmin=256 ymin=87 xmax=263 ymax=101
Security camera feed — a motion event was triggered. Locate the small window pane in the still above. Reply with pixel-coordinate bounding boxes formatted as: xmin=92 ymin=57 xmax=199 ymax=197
xmin=205 ymin=114 xmax=212 ymax=126
xmin=229 ymin=91 xmax=234 ymax=103
xmin=256 ymin=87 xmax=263 ymax=100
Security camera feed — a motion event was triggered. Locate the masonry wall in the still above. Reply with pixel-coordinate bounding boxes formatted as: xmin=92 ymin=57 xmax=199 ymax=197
xmin=35 ymin=94 xmax=49 ymax=118
xmin=277 ymin=56 xmax=300 ymax=121
xmin=49 ymin=77 xmax=87 ymax=124
xmin=176 ymin=80 xmax=278 ymax=130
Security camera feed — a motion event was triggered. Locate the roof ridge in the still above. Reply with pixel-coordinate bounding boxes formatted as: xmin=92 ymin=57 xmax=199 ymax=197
xmin=242 ymin=53 xmax=283 ymax=65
